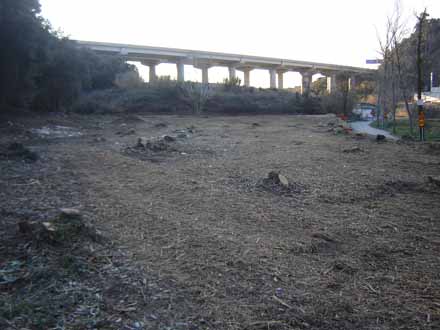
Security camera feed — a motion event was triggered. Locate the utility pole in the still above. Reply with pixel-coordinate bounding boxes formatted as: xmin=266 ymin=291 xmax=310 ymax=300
xmin=416 ymin=9 xmax=429 ymax=141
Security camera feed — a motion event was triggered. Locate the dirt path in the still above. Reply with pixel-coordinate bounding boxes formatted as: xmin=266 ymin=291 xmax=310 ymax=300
xmin=350 ymin=120 xmax=398 ymax=140
xmin=1 ymin=113 xmax=440 ymax=329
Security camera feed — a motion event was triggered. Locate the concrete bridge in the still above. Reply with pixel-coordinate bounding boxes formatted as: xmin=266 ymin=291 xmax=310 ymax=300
xmin=77 ymin=40 xmax=376 ymax=94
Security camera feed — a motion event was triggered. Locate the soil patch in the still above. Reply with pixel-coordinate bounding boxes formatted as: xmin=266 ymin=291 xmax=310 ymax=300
xmin=0 ymin=142 xmax=38 ymax=162
xmin=1 ymin=114 xmax=439 ymax=330
xmin=257 ymin=172 xmax=305 ymax=197
xmin=111 ymin=114 xmax=145 ymax=125
xmin=123 ymin=137 xmax=178 ymax=162
xmin=0 ymin=209 xmax=148 ymax=330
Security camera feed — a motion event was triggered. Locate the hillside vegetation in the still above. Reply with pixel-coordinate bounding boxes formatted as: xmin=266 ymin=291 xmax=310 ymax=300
xmin=0 ymin=0 xmax=136 ymax=112
xmin=72 ymin=82 xmax=332 ymax=115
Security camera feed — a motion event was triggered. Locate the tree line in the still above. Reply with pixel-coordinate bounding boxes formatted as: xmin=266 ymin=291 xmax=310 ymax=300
xmin=0 ymin=0 xmax=137 ymax=112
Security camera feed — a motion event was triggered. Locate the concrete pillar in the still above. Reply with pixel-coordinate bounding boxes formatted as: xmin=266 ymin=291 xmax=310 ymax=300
xmin=148 ymin=64 xmax=157 ymax=83
xmin=243 ymin=69 xmax=251 ymax=87
xmin=176 ymin=62 xmax=185 ymax=82
xmin=201 ymin=66 xmax=209 ymax=84
xmin=269 ymin=69 xmax=276 ymax=89
xmin=349 ymin=75 xmax=356 ymax=91
xmin=228 ymin=66 xmax=236 ymax=81
xmin=301 ymin=71 xmax=313 ymax=95
xmin=277 ymin=70 xmax=286 ymax=89
xmin=431 ymin=72 xmax=439 ymax=89
xmin=238 ymin=67 xmax=253 ymax=87
xmin=194 ymin=61 xmax=211 ymax=85
xmin=326 ymin=73 xmax=337 ymax=94
xmin=326 ymin=76 xmax=332 ymax=93
xmin=141 ymin=60 xmax=160 ymax=83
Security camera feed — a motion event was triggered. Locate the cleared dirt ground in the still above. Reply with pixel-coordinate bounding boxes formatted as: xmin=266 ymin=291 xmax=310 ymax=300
xmin=1 ymin=113 xmax=440 ymax=330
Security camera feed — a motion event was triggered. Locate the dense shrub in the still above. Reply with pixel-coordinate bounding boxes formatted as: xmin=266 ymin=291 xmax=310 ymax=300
xmin=221 ymin=77 xmax=242 ymax=91
xmin=0 ymin=0 xmax=48 ymax=107
xmin=179 ymin=82 xmax=212 ymax=114
xmin=0 ymin=0 xmax=138 ymax=112
xmin=114 ymin=71 xmax=144 ymax=89
xmin=319 ymin=92 xmax=356 ymax=116
xmin=31 ymin=40 xmax=137 ymax=112
xmin=71 ymin=81 xmax=337 ymax=115
xmin=72 ymin=84 xmax=186 ymax=114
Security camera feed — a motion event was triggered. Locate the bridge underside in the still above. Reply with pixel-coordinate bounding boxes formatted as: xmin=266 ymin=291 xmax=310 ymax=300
xmin=77 ymin=40 xmax=376 ymax=93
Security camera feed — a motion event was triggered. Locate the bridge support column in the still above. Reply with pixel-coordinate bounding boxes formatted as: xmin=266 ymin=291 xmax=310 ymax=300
xmin=326 ymin=73 xmax=337 ymax=94
xmin=348 ymin=75 xmax=356 ymax=91
xmin=277 ymin=70 xmax=287 ymax=89
xmin=176 ymin=62 xmax=185 ymax=82
xmin=201 ymin=66 xmax=209 ymax=84
xmin=244 ymin=69 xmax=251 ymax=87
xmin=141 ymin=60 xmax=160 ymax=83
xmin=300 ymin=71 xmax=313 ymax=95
xmin=150 ymin=65 xmax=157 ymax=83
xmin=194 ymin=61 xmax=211 ymax=85
xmin=238 ymin=67 xmax=253 ymax=87
xmin=228 ymin=66 xmax=236 ymax=81
xmin=269 ymin=69 xmax=276 ymax=89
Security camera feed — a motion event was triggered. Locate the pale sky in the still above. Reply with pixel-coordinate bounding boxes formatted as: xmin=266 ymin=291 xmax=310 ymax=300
xmin=40 ymin=0 xmax=440 ymax=88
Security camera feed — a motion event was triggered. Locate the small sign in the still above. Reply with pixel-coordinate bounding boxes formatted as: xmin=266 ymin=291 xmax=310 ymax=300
xmin=366 ymin=59 xmax=382 ymax=64
xmin=417 ymin=99 xmax=424 ymax=106
xmin=418 ymin=111 xmax=425 ymax=128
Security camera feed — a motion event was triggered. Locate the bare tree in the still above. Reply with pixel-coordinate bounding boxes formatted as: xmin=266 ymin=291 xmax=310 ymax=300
xmin=376 ymin=14 xmax=394 ymax=129
xmin=377 ymin=1 xmax=416 ymax=133
xmin=391 ymin=16 xmax=415 ymax=134
xmin=389 ymin=1 xmax=414 ymax=133
xmin=180 ymin=82 xmax=212 ymax=114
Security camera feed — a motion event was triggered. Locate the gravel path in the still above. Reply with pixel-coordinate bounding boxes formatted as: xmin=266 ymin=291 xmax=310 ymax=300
xmin=350 ymin=120 xmax=398 ymax=140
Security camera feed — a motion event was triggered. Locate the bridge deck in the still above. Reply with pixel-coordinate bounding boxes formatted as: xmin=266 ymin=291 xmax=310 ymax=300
xmin=76 ymin=40 xmax=374 ymax=74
